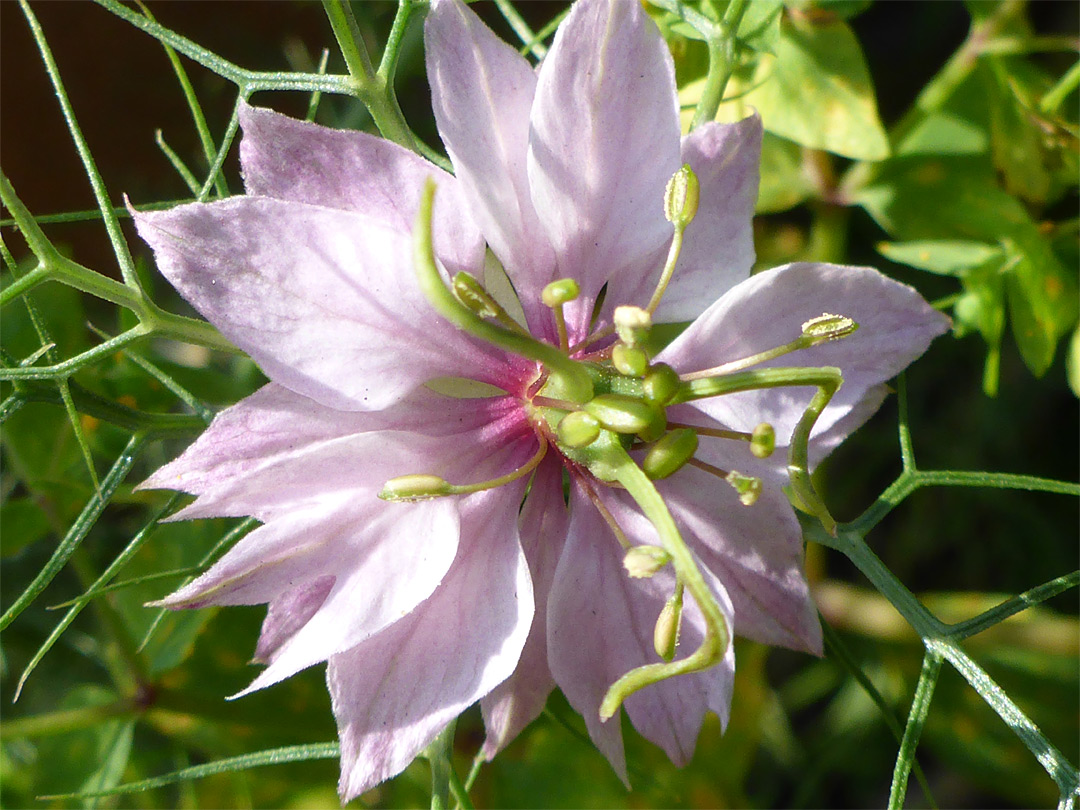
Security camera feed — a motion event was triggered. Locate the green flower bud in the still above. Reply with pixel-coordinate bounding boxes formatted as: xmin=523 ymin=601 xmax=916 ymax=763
xmin=379 ymin=474 xmax=451 ymax=501
xmin=802 ymin=313 xmax=858 ymax=343
xmin=542 ymin=278 xmax=581 ymax=308
xmin=613 ymin=306 xmax=652 ymax=347
xmin=725 ymin=471 xmax=762 ymax=506
xmin=643 ymin=428 xmax=699 ymax=480
xmin=750 ymin=422 xmax=775 ymax=459
xmin=612 ymin=344 xmax=649 ymax=377
xmin=557 ymin=410 xmax=601 ymax=448
xmin=664 ymin=163 xmax=700 ymax=228
xmin=583 ymin=394 xmax=661 ymax=434
xmin=642 ymin=363 xmax=681 ymax=405
xmin=654 ymin=595 xmax=683 ymax=661
xmin=623 ymin=545 xmax=671 ymax=578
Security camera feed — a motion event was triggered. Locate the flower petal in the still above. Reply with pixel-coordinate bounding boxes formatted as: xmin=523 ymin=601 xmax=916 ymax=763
xmin=658 ymin=263 xmax=950 ymax=453
xmin=329 ymin=485 xmax=533 ymax=802
xmin=253 ymin=575 xmax=336 ymax=664
xmin=480 ymin=456 xmax=567 ymax=758
xmin=133 ymin=197 xmax=526 ymax=411
xmin=547 ymin=481 xmax=735 ymax=779
xmin=650 ymin=115 xmax=762 ymax=323
xmin=142 ymin=384 xmax=535 ymax=522
xmin=425 ymin=0 xmax=555 ymax=326
xmin=652 ymin=457 xmax=821 ymax=653
xmin=238 ymin=102 xmax=484 ymax=276
xmin=233 ymin=495 xmax=465 ymax=696
xmin=527 ymin=0 xmax=681 ymax=339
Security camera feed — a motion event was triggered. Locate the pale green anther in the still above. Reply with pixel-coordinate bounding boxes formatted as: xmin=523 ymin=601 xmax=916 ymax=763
xmin=379 ymin=474 xmax=451 ymax=501
xmin=653 ymin=593 xmax=683 ymax=662
xmin=664 ymin=163 xmax=700 ymax=228
xmin=542 ymin=278 xmax=581 ymax=307
xmin=725 ymin=471 xmax=762 ymax=506
xmin=557 ymin=410 xmax=601 ymax=448
xmin=613 ymin=305 xmax=652 ymax=347
xmin=642 ymin=363 xmax=681 ymax=405
xmin=452 ymin=272 xmax=499 ymax=319
xmin=643 ymin=428 xmax=699 ymax=480
xmin=801 ymin=313 xmax=859 ymax=343
xmin=583 ymin=394 xmax=661 ymax=435
xmin=623 ymin=545 xmax=671 ymax=578
xmin=750 ymin=422 xmax=775 ymax=459
xmin=612 ymin=344 xmax=649 ymax=377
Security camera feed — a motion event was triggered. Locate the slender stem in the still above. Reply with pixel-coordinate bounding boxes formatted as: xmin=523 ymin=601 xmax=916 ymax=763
xmin=20 ymin=0 xmax=141 ymax=288
xmin=1040 ymin=58 xmax=1080 ymax=115
xmin=888 ymin=650 xmax=942 ymax=810
xmin=415 ymin=180 xmax=593 ymax=403
xmin=379 ymin=0 xmax=417 ymax=79
xmin=495 ymin=0 xmax=547 ymax=60
xmin=691 ymin=0 xmax=748 ymax=130
xmin=322 ymin=0 xmax=376 ymax=84
xmin=948 ymin=571 xmax=1080 ymax=641
xmin=425 ymin=720 xmax=456 ymax=810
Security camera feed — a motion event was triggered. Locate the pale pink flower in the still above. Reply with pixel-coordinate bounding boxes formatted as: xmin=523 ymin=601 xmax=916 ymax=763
xmin=134 ymin=0 xmax=949 ymax=799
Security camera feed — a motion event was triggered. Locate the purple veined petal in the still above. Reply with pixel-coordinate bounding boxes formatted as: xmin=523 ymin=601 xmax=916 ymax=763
xmin=657 ymin=263 xmax=950 ymax=453
xmin=425 ymin=0 xmax=556 ymax=330
xmin=647 ymin=115 xmax=762 ymax=323
xmin=547 ymin=480 xmax=735 ymax=781
xmin=238 ymin=102 xmax=484 ymax=277
xmin=141 ymin=383 xmax=536 ymax=523
xmin=329 ymin=484 xmax=533 ymax=802
xmin=480 ymin=456 xmax=568 ymax=758
xmin=133 ymin=196 xmax=530 ymax=412
xmin=152 ymin=494 xmax=463 ymax=679
xmin=232 ymin=494 xmax=467 ymax=697
xmin=527 ymin=0 xmax=681 ymax=341
xmin=640 ymin=453 xmax=822 ymax=654
xmin=254 ymin=574 xmax=336 ymax=664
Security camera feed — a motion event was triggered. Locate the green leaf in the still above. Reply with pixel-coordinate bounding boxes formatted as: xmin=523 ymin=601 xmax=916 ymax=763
xmin=878 ymin=240 xmax=1005 ymax=276
xmin=79 ymin=719 xmax=135 ymax=809
xmin=983 ymin=59 xmax=1054 ymax=204
xmin=1001 ymin=238 xmax=1079 ymax=377
xmin=744 ymin=11 xmax=889 ymax=160
xmin=0 ymin=498 xmax=52 ymax=558
xmin=756 ymin=133 xmax=815 ymax=213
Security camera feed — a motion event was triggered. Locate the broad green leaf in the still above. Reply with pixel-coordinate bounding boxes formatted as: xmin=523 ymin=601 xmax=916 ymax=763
xmin=0 ymin=498 xmax=52 ymax=558
xmin=878 ymin=240 xmax=1005 ymax=276
xmin=983 ymin=60 xmax=1053 ymax=204
xmin=756 ymin=133 xmax=815 ymax=213
xmin=1001 ymin=238 xmax=1078 ymax=377
xmin=744 ymin=12 xmax=889 ymax=160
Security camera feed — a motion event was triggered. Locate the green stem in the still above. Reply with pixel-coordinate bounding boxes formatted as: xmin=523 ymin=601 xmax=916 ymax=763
xmin=20 ymin=0 xmax=141 ymax=288
xmin=4 ymin=699 xmax=136 ymax=739
xmin=598 ymin=450 xmax=730 ymax=719
xmin=414 ymin=180 xmax=593 ymax=403
xmin=1040 ymin=58 xmax=1080 ymax=115
xmin=691 ymin=0 xmax=748 ymax=130
xmin=888 ymin=650 xmax=942 ymax=810
xmin=494 ymin=0 xmax=547 ymax=60
xmin=425 ymin=720 xmax=457 ymax=810
xmin=948 ymin=570 xmax=1080 ymax=641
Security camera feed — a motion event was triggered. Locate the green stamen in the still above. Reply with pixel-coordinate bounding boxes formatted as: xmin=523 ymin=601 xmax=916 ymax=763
xmin=379 ymin=436 xmax=549 ymax=501
xmin=542 ymin=278 xmax=580 ymax=354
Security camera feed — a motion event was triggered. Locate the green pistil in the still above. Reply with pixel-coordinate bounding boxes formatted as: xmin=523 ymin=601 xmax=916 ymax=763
xmin=414 ymin=180 xmax=593 ymax=404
